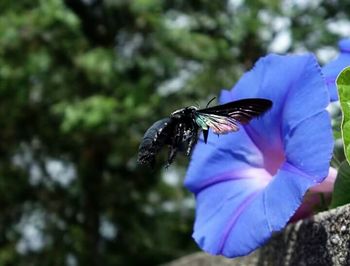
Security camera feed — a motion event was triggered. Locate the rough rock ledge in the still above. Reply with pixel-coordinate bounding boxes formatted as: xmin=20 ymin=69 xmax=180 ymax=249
xmin=165 ymin=203 xmax=350 ymax=266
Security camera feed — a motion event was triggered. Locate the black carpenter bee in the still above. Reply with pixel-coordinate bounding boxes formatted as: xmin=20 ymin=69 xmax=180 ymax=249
xmin=137 ymin=98 xmax=272 ymax=167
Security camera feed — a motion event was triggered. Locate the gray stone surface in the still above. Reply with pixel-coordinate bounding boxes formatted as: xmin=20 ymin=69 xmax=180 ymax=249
xmin=165 ymin=204 xmax=350 ymax=266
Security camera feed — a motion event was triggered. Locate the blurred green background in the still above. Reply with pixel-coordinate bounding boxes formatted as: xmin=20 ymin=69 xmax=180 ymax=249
xmin=0 ymin=0 xmax=348 ymax=265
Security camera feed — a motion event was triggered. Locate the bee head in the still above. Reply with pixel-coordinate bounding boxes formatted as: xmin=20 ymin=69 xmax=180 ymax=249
xmin=170 ymin=106 xmax=197 ymax=119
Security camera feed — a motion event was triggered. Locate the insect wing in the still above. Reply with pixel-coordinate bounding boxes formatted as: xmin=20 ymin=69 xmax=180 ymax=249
xmin=195 ymin=98 xmax=272 ymax=134
xmin=195 ymin=112 xmax=239 ymax=135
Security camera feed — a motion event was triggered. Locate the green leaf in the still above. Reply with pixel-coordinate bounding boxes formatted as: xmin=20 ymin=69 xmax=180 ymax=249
xmin=336 ymin=66 xmax=350 ymax=164
xmin=330 ymin=161 xmax=350 ymax=208
xmin=52 ymin=96 xmax=118 ymax=133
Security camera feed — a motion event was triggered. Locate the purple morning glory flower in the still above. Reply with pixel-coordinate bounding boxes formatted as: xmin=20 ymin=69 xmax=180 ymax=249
xmin=185 ymin=54 xmax=334 ymax=257
xmin=322 ymin=38 xmax=350 ymax=101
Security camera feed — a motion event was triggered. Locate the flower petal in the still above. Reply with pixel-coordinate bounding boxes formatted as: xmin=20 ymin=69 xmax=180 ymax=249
xmin=309 ymin=167 xmax=337 ymax=193
xmin=185 ymin=128 xmax=265 ymax=193
xmin=222 ymin=54 xmax=329 ymax=163
xmin=289 ymin=167 xmax=337 ymax=222
xmin=284 ymin=111 xmax=333 ymax=179
xmin=322 ymin=38 xmax=350 ymax=101
xmin=191 ymin=167 xmax=315 ymax=257
xmin=192 ymin=176 xmax=263 ymax=255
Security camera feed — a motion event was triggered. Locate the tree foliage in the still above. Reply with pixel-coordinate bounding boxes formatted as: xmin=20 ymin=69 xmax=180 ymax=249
xmin=0 ymin=0 xmax=347 ymax=265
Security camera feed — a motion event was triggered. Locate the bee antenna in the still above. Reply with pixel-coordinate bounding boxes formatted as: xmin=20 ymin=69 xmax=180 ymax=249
xmin=206 ymin=97 xmax=216 ymax=108
xmin=195 ymin=101 xmax=200 ymax=108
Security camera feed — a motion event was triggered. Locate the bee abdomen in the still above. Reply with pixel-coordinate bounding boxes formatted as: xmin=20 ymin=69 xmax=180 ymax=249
xmin=137 ymin=118 xmax=173 ymax=165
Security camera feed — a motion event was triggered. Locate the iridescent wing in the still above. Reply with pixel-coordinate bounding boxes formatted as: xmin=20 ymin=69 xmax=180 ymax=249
xmin=195 ymin=98 xmax=272 ymax=142
xmin=194 ymin=112 xmax=239 ymax=132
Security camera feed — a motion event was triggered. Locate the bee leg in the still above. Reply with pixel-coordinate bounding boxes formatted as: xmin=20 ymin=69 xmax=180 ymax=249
xmin=186 ymin=130 xmax=198 ymax=156
xmin=165 ymin=123 xmax=184 ymax=167
xmin=203 ymin=129 xmax=209 ymax=143
xmin=165 ymin=145 xmax=178 ymax=168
